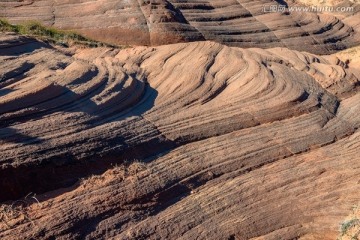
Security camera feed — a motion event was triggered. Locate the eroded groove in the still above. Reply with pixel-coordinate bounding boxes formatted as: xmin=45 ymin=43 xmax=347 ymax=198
xmin=0 ymin=0 xmax=359 ymax=53
xmin=0 ymin=32 xmax=360 ymax=239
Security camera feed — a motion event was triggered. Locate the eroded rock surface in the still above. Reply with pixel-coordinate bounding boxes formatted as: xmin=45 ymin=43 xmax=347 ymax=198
xmin=0 ymin=33 xmax=359 ymax=239
xmin=0 ymin=0 xmax=360 ymax=53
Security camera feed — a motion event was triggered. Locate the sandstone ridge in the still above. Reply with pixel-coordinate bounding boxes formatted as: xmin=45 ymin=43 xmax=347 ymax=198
xmin=0 ymin=33 xmax=360 ymax=239
xmin=0 ymin=0 xmax=360 ymax=54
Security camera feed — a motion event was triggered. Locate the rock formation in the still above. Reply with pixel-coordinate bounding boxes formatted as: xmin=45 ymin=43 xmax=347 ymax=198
xmin=0 ymin=32 xmax=359 ymax=239
xmin=0 ymin=0 xmax=360 ymax=53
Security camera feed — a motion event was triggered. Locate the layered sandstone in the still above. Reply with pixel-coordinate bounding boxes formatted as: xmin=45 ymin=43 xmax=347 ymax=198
xmin=0 ymin=33 xmax=359 ymax=239
xmin=0 ymin=0 xmax=359 ymax=54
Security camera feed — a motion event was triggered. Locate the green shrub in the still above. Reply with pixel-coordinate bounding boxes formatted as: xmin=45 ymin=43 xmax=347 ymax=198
xmin=338 ymin=205 xmax=360 ymax=240
xmin=0 ymin=18 xmax=119 ymax=48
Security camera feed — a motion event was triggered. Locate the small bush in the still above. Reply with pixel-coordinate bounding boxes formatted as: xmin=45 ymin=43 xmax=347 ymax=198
xmin=339 ymin=205 xmax=360 ymax=240
xmin=0 ymin=18 xmax=16 ymax=32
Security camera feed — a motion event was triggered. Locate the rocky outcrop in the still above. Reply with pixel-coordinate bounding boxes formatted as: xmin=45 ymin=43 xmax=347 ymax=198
xmin=0 ymin=33 xmax=359 ymax=239
xmin=0 ymin=0 xmax=359 ymax=53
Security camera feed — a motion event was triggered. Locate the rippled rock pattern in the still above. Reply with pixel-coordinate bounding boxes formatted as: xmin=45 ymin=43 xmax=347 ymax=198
xmin=0 ymin=0 xmax=360 ymax=53
xmin=0 ymin=33 xmax=359 ymax=239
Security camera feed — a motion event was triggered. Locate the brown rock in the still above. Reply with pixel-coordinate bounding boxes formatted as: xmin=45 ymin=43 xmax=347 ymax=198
xmin=0 ymin=0 xmax=360 ymax=53
xmin=0 ymin=33 xmax=359 ymax=239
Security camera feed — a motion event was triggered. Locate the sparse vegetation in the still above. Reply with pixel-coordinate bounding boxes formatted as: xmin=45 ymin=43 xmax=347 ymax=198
xmin=0 ymin=193 xmax=40 ymax=230
xmin=0 ymin=18 xmax=118 ymax=48
xmin=335 ymin=45 xmax=360 ymax=66
xmin=338 ymin=205 xmax=360 ymax=240
xmin=81 ymin=160 xmax=147 ymax=187
xmin=127 ymin=160 xmax=147 ymax=176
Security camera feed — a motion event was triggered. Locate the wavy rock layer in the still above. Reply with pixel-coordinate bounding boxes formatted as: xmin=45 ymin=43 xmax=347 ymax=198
xmin=0 ymin=33 xmax=360 ymax=239
xmin=0 ymin=0 xmax=360 ymax=53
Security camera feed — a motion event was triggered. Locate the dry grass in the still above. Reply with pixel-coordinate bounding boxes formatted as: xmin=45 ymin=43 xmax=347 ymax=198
xmin=127 ymin=160 xmax=147 ymax=176
xmin=336 ymin=46 xmax=360 ymax=59
xmin=81 ymin=161 xmax=147 ymax=187
xmin=0 ymin=161 xmax=147 ymax=231
xmin=338 ymin=205 xmax=360 ymax=240
xmin=335 ymin=45 xmax=360 ymax=68
xmin=0 ymin=193 xmax=40 ymax=230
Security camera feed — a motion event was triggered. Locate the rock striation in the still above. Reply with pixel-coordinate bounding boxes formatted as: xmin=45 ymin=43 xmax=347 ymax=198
xmin=0 ymin=33 xmax=359 ymax=239
xmin=0 ymin=0 xmax=360 ymax=53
